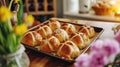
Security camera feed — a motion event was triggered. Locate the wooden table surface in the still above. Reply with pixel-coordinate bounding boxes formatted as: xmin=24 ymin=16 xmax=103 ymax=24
xmin=25 ymin=18 xmax=120 ymax=67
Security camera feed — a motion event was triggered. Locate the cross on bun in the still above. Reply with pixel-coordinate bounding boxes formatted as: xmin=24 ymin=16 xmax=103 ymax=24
xmin=21 ymin=31 xmax=42 ymax=46
xmin=53 ymin=29 xmax=69 ymax=42
xmin=64 ymin=41 xmax=80 ymax=58
xmin=79 ymin=26 xmax=95 ymax=38
xmin=78 ymin=33 xmax=90 ymax=45
xmin=71 ymin=33 xmax=85 ymax=49
xmin=57 ymin=41 xmax=80 ymax=60
xmin=36 ymin=25 xmax=52 ymax=38
xmin=61 ymin=23 xmax=76 ymax=35
xmin=40 ymin=36 xmax=60 ymax=53
xmin=87 ymin=26 xmax=95 ymax=38
xmin=48 ymin=20 xmax=61 ymax=31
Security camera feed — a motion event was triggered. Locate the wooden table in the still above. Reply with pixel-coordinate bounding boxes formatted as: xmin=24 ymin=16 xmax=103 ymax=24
xmin=26 ymin=18 xmax=120 ymax=67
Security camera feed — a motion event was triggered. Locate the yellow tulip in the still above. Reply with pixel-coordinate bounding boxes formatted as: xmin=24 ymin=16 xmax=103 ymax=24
xmin=14 ymin=24 xmax=28 ymax=35
xmin=0 ymin=6 xmax=12 ymax=22
xmin=25 ymin=14 xmax=34 ymax=26
xmin=14 ymin=0 xmax=19 ymax=3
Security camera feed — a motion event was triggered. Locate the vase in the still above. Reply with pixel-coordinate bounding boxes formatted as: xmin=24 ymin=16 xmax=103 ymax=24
xmin=0 ymin=45 xmax=30 ymax=67
xmin=79 ymin=0 xmax=96 ymax=13
xmin=79 ymin=0 xmax=91 ymax=13
xmin=68 ymin=0 xmax=79 ymax=12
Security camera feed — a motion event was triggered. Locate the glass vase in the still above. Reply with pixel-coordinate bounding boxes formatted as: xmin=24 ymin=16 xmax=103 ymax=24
xmin=79 ymin=0 xmax=96 ymax=13
xmin=0 ymin=45 xmax=29 ymax=67
xmin=79 ymin=0 xmax=91 ymax=13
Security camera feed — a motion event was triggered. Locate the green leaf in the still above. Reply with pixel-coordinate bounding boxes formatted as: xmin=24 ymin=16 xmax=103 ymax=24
xmin=0 ymin=45 xmax=7 ymax=54
xmin=17 ymin=0 xmax=23 ymax=25
xmin=16 ymin=35 xmax=22 ymax=49
xmin=115 ymin=53 xmax=120 ymax=61
xmin=112 ymin=64 xmax=120 ymax=67
xmin=7 ymin=33 xmax=17 ymax=53
xmin=0 ymin=29 xmax=4 ymax=45
xmin=111 ymin=53 xmax=120 ymax=67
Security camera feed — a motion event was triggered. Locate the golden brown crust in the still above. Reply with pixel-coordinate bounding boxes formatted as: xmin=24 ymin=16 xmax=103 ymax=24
xmin=79 ymin=26 xmax=90 ymax=37
xmin=57 ymin=40 xmax=80 ymax=59
xmin=21 ymin=32 xmax=35 ymax=46
xmin=32 ymin=31 xmax=42 ymax=45
xmin=40 ymin=36 xmax=60 ymax=52
xmin=43 ymin=25 xmax=52 ymax=37
xmin=53 ymin=29 xmax=69 ymax=42
xmin=87 ymin=26 xmax=95 ymax=38
xmin=79 ymin=26 xmax=95 ymax=38
xmin=49 ymin=36 xmax=60 ymax=51
xmin=40 ymin=40 xmax=53 ymax=53
xmin=65 ymin=41 xmax=80 ymax=59
xmin=36 ymin=27 xmax=46 ymax=38
xmin=22 ymin=31 xmax=43 ymax=46
xmin=57 ymin=43 xmax=73 ymax=60
xmin=78 ymin=32 xmax=90 ymax=45
xmin=61 ymin=23 xmax=76 ymax=35
xmin=71 ymin=33 xmax=85 ymax=49
xmin=48 ymin=20 xmax=61 ymax=31
xmin=92 ymin=1 xmax=114 ymax=15
xmin=36 ymin=25 xmax=52 ymax=38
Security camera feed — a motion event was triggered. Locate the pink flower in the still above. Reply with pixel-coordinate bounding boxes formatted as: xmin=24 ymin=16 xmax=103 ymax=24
xmin=74 ymin=54 xmax=90 ymax=67
xmin=91 ymin=39 xmax=120 ymax=57
xmin=74 ymin=52 xmax=109 ymax=67
xmin=103 ymin=39 xmax=120 ymax=56
xmin=90 ymin=39 xmax=120 ymax=63
xmin=89 ymin=51 xmax=109 ymax=67
xmin=74 ymin=37 xmax=120 ymax=67
xmin=114 ymin=30 xmax=120 ymax=43
xmin=91 ymin=40 xmax=104 ymax=51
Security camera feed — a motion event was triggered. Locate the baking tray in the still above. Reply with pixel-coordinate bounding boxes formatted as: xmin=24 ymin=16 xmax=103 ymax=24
xmin=22 ymin=20 xmax=104 ymax=63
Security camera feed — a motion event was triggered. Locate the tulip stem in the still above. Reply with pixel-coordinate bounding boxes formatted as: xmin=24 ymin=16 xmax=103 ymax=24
xmin=9 ymin=0 xmax=13 ymax=10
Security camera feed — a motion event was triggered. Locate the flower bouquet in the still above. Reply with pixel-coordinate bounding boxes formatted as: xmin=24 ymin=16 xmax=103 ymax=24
xmin=0 ymin=0 xmax=34 ymax=67
xmin=74 ymin=30 xmax=120 ymax=67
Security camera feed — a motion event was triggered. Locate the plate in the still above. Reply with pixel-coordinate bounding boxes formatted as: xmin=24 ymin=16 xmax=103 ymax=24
xmin=22 ymin=19 xmax=104 ymax=63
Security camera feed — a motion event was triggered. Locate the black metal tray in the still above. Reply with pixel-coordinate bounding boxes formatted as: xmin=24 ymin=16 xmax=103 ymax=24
xmin=22 ymin=20 xmax=104 ymax=63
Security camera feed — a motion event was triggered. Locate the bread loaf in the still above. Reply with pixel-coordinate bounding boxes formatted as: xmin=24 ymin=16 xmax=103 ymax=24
xmin=48 ymin=20 xmax=61 ymax=31
xmin=79 ymin=26 xmax=95 ymax=38
xmin=61 ymin=23 xmax=76 ymax=35
xmin=22 ymin=31 xmax=42 ymax=46
xmin=78 ymin=33 xmax=90 ymax=45
xmin=65 ymin=41 xmax=80 ymax=58
xmin=36 ymin=25 xmax=52 ymax=38
xmin=57 ymin=41 xmax=80 ymax=60
xmin=53 ymin=29 xmax=69 ymax=42
xmin=40 ymin=36 xmax=60 ymax=52
xmin=71 ymin=33 xmax=85 ymax=49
